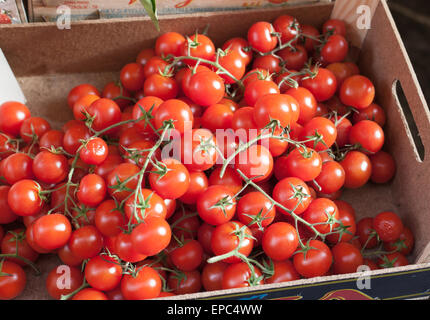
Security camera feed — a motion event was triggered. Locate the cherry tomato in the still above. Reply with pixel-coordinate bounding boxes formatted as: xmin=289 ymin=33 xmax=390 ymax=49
xmin=244 ymin=79 xmax=280 ymax=107
xmin=32 ymin=150 xmax=69 ymax=184
xmin=102 ymin=82 xmax=132 ymax=110
xmin=170 ymin=239 xmax=204 ymax=272
xmin=326 ymin=62 xmax=360 ymax=90
xmin=69 ymin=225 xmax=103 ymax=260
xmin=168 ymin=270 xmax=202 ymax=294
xmin=252 ymin=54 xmax=281 ymax=74
xmin=149 ymin=158 xmax=190 ymax=200
xmin=33 ymin=213 xmax=72 ymax=250
xmin=253 ymin=93 xmax=298 ymax=129
xmin=124 ymin=189 xmax=167 ymax=224
xmin=273 ymin=177 xmax=312 ymax=215
xmin=293 ymin=240 xmax=332 ymax=278
xmin=107 ymin=163 xmax=141 ymax=201
xmin=326 ymin=200 xmax=356 ymax=244
xmin=85 ymin=255 xmax=122 ymax=291
xmin=283 ymin=147 xmax=322 ymax=182
xmin=237 ymin=192 xmax=275 ymax=228
xmin=57 ymin=243 xmax=83 ymax=267
xmin=285 ymin=87 xmax=317 ymax=125
xmin=301 ymin=67 xmax=337 ymax=102
xmin=383 ymin=227 xmax=414 ymax=255
xmin=349 ymin=120 xmax=385 ymax=154
xmin=179 ymin=171 xmax=208 ymax=205
xmin=340 ymin=75 xmax=375 ymax=109
xmin=1 ymin=229 xmax=39 ymax=266
xmin=136 ymin=48 xmax=156 ymax=66
xmin=154 ymin=99 xmax=193 ymax=134
xmin=2 ymin=152 xmax=34 ymax=185
xmin=120 ymin=63 xmax=145 ymax=92
xmin=247 ymin=21 xmax=278 ymax=53
xmin=320 ymin=35 xmax=349 ymax=64
xmin=180 ymin=34 xmax=216 ymax=64
xmin=95 ymin=200 xmax=126 ymax=237
xmin=72 ymin=288 xmax=108 ymax=300
xmin=352 ymin=103 xmax=386 ymax=127
xmin=262 ymin=222 xmax=298 ymax=261
xmin=265 ymin=260 xmax=300 ymax=284
xmin=115 ymin=232 xmax=147 ymax=263
xmin=278 ymin=45 xmax=308 ymax=70
xmin=273 ymin=14 xmax=299 ymax=43
xmin=219 ymin=50 xmax=246 ymax=84
xmin=132 ymin=96 xmax=164 ymax=136
xmin=201 ymin=103 xmax=234 ymax=132
xmin=302 ymin=198 xmax=339 ymax=235
xmin=155 ymin=32 xmax=186 ymax=57
xmin=357 ymin=217 xmax=379 ymax=249
xmin=300 ymin=117 xmax=337 ymax=151
xmin=222 ymin=262 xmax=263 ymax=289
xmin=222 ymin=37 xmax=253 ymax=66
xmin=143 ymin=74 xmax=179 ymax=100
xmin=340 ymin=151 xmax=372 ymax=189
xmin=197 ymin=185 xmax=236 ymax=226
xmin=62 ymin=124 xmax=91 ymax=155
xmin=323 ymin=19 xmax=346 ymax=36
xmin=19 ymin=117 xmax=51 ymax=144
xmin=181 ymin=128 xmax=218 ymax=172
xmin=0 ymin=260 xmax=26 ymax=300
xmin=8 ymin=179 xmax=43 ymax=216
xmin=209 ymin=166 xmax=243 ymax=195
xmin=67 ymin=84 xmax=100 ymax=109
xmin=211 ymin=221 xmax=254 ymax=264
xmin=79 ymin=137 xmax=108 ymax=166
xmin=377 ymin=252 xmax=409 ymax=268
xmin=332 ymin=242 xmax=363 ymax=274
xmin=186 ymin=71 xmax=225 ymax=107
xmin=201 ymin=261 xmax=228 ymax=291
xmin=235 ymin=144 xmax=273 ymax=183
xmin=313 ymin=160 xmax=345 ymax=194
xmin=88 ymin=98 xmax=122 ymax=134
xmin=77 ymin=174 xmax=107 ymax=208
xmin=373 ymin=211 xmax=404 ymax=242
xmin=46 ymin=265 xmax=83 ymax=300
xmin=0 ymin=102 xmax=30 ymax=138
xmin=300 ymin=24 xmax=320 ymax=52
xmin=131 ymin=217 xmax=171 ymax=256
xmin=72 ymin=94 xmax=100 ymax=121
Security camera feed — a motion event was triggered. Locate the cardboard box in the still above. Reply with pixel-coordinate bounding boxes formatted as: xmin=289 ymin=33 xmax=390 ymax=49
xmin=0 ymin=0 xmax=430 ymax=299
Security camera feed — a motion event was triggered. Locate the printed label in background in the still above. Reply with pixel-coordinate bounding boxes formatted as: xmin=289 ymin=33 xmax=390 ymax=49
xmin=31 ymin=0 xmax=322 ymax=21
xmin=0 ymin=49 xmax=26 ymax=105
xmin=0 ymin=0 xmax=22 ymax=24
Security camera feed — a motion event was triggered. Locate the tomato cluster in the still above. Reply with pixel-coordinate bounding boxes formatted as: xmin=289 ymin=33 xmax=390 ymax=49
xmin=0 ymin=15 xmax=412 ymax=300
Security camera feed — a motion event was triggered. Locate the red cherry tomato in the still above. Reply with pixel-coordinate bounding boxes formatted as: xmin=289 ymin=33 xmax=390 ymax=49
xmin=262 ymin=222 xmax=298 ymax=261
xmin=293 ymin=240 xmax=332 ymax=278
xmin=332 ymin=242 xmax=363 ymax=274
xmin=373 ymin=211 xmax=404 ymax=242
xmin=247 ymin=21 xmax=278 ymax=53
xmin=340 ymin=75 xmax=375 ymax=109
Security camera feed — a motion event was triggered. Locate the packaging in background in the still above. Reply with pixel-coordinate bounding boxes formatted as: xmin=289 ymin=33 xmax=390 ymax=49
xmin=29 ymin=0 xmax=326 ymax=22
xmin=0 ymin=0 xmax=25 ymax=23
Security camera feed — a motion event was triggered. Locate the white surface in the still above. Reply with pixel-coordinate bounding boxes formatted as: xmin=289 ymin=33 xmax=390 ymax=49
xmin=0 ymin=48 xmax=26 ymax=105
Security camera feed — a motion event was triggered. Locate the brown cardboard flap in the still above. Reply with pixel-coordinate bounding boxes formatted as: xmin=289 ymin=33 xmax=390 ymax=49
xmin=358 ymin=0 xmax=430 ymax=263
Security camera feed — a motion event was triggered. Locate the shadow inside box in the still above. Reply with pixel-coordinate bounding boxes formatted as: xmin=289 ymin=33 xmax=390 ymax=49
xmin=388 ymin=0 xmax=430 ymax=108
